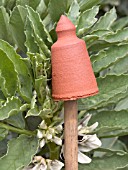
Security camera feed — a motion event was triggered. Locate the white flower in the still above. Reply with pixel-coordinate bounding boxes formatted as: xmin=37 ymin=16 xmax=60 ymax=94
xmin=77 ymin=114 xmax=102 ymax=164
xmin=52 ymin=136 xmax=62 ymax=146
xmin=24 ymin=156 xmax=64 ymax=170
xmin=60 ymin=114 xmax=102 ymax=164
xmin=78 ymin=134 xmax=102 ymax=152
xmin=60 ymin=144 xmax=92 ymax=164
xmin=81 ymin=113 xmax=92 ymax=126
xmin=32 ymin=164 xmax=46 ymax=170
xmin=48 ymin=128 xmax=55 ymax=134
xmin=46 ymin=133 xmax=53 ymax=140
xmin=37 ymin=130 xmax=44 ymax=139
xmin=39 ymin=120 xmax=47 ymax=129
xmin=55 ymin=125 xmax=63 ymax=133
xmin=78 ymin=151 xmax=91 ymax=164
xmin=33 ymin=156 xmax=43 ymax=163
xmin=78 ymin=114 xmax=98 ymax=135
xmin=40 ymin=138 xmax=45 ymax=148
xmin=37 ymin=121 xmax=63 ymax=148
xmin=32 ymin=156 xmax=47 ymax=170
xmin=47 ymin=159 xmax=64 ymax=170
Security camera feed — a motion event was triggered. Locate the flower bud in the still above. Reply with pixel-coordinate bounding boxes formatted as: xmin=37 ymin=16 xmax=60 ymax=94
xmin=40 ymin=139 xmax=45 ymax=148
xmin=37 ymin=130 xmax=43 ymax=139
xmin=39 ymin=120 xmax=47 ymax=129
xmin=55 ymin=125 xmax=63 ymax=132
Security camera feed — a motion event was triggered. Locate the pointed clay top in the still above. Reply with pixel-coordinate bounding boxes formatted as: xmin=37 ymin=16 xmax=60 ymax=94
xmin=56 ymin=15 xmax=75 ymax=32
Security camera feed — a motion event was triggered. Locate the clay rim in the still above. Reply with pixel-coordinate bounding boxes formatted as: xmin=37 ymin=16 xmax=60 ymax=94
xmin=52 ymin=90 xmax=99 ymax=101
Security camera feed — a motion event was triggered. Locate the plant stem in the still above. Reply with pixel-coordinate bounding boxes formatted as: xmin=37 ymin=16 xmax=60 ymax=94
xmin=0 ymin=122 xmax=36 ymax=136
xmin=48 ymin=142 xmax=60 ymax=160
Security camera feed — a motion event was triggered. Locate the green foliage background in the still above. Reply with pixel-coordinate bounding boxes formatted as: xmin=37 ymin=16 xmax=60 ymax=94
xmin=0 ymin=0 xmax=128 ymax=169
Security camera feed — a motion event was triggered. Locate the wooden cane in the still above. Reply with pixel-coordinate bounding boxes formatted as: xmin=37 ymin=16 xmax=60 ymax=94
xmin=64 ymin=100 xmax=78 ymax=170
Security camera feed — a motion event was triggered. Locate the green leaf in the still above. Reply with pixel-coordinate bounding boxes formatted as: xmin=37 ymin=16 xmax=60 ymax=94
xmin=26 ymin=96 xmax=54 ymax=119
xmin=92 ymin=44 xmax=128 ymax=73
xmin=88 ymin=40 xmax=113 ymax=52
xmin=94 ymin=138 xmax=119 ymax=157
xmin=107 ymin=55 xmax=128 ymax=75
xmin=0 ymin=6 xmax=13 ymax=45
xmin=83 ymin=35 xmax=99 ymax=49
xmin=48 ymin=0 xmax=73 ymax=22
xmin=44 ymin=0 xmax=50 ymax=6
xmin=112 ymin=16 xmax=128 ymax=31
xmin=21 ymin=58 xmax=34 ymax=79
xmin=25 ymin=17 xmax=39 ymax=53
xmin=0 ymin=139 xmax=7 ymax=157
xmin=0 ymin=49 xmax=18 ymax=97
xmin=79 ymin=0 xmax=101 ymax=12
xmin=100 ymin=0 xmax=119 ymax=6
xmin=112 ymin=140 xmax=128 ymax=153
xmin=104 ymin=27 xmax=128 ymax=43
xmin=78 ymin=75 xmax=128 ymax=111
xmin=0 ymin=97 xmax=22 ymax=120
xmin=16 ymin=0 xmax=41 ymax=10
xmin=42 ymin=14 xmax=53 ymax=32
xmin=99 ymin=128 xmax=128 ymax=139
xmin=117 ymin=165 xmax=128 ymax=170
xmin=94 ymin=89 xmax=128 ymax=110
xmin=96 ymin=147 xmax=126 ymax=156
xmin=77 ymin=6 xmax=99 ymax=36
xmin=3 ymin=0 xmax=16 ymax=11
xmin=26 ymin=116 xmax=41 ymax=131
xmin=35 ymin=76 xmax=47 ymax=104
xmin=27 ymin=6 xmax=52 ymax=57
xmin=67 ymin=0 xmax=80 ymax=25
xmin=0 ymin=128 xmax=8 ymax=141
xmin=5 ymin=112 xmax=25 ymax=129
xmin=115 ymin=97 xmax=128 ymax=111
xmin=26 ymin=107 xmax=39 ymax=117
xmin=90 ymin=110 xmax=128 ymax=134
xmin=79 ymin=154 xmax=128 ymax=170
xmin=92 ymin=30 xmax=112 ymax=37
xmin=91 ymin=7 xmax=117 ymax=32
xmin=0 ymin=90 xmax=5 ymax=101
xmin=90 ymin=49 xmax=106 ymax=63
xmin=0 ymin=40 xmax=33 ymax=102
xmin=36 ymin=0 xmax=47 ymax=19
xmin=27 ymin=6 xmax=52 ymax=44
xmin=0 ymin=0 xmax=6 ymax=6
xmin=0 ymin=135 xmax=38 ymax=170
xmin=20 ymin=103 xmax=30 ymax=112
xmin=9 ymin=5 xmax=27 ymax=52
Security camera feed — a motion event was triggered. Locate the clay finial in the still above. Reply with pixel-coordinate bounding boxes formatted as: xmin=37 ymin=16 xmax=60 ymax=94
xmin=56 ymin=15 xmax=75 ymax=32
xmin=51 ymin=15 xmax=98 ymax=101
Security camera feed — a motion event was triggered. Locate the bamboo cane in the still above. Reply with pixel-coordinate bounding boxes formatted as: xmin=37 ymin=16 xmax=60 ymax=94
xmin=64 ymin=100 xmax=78 ymax=170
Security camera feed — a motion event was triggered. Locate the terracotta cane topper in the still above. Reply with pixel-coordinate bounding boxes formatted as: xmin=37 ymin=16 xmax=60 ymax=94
xmin=51 ymin=15 xmax=98 ymax=101
xmin=51 ymin=15 xmax=99 ymax=170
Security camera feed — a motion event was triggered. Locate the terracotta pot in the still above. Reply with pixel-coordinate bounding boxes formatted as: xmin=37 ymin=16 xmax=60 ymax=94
xmin=51 ymin=15 xmax=98 ymax=101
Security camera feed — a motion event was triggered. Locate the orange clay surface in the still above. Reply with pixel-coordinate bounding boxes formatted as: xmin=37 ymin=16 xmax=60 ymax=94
xmin=51 ymin=15 xmax=99 ymax=101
